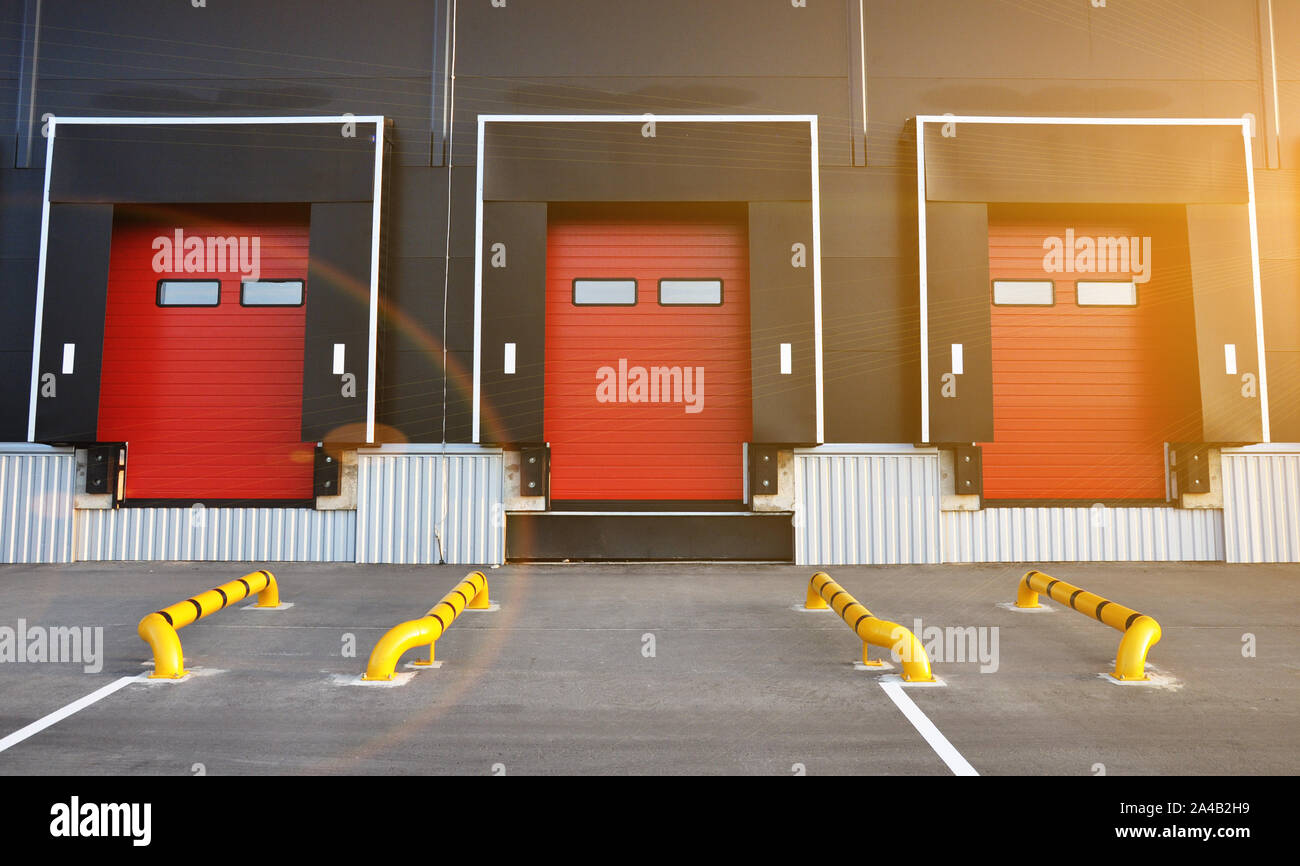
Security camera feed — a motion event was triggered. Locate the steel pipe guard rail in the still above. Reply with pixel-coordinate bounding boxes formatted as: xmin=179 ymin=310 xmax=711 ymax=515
xmin=363 ymin=571 xmax=490 ymax=681
xmin=1016 ymin=569 xmax=1162 ymax=681
xmin=804 ymin=572 xmax=934 ymax=682
xmin=138 ymin=569 xmax=281 ymax=679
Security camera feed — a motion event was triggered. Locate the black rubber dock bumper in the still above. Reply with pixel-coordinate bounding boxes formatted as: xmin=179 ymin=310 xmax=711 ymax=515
xmin=505 ymin=511 xmax=795 ymax=562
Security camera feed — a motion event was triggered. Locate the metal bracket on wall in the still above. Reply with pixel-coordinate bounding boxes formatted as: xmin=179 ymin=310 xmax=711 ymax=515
xmin=1169 ymin=443 xmax=1212 ymax=498
xmin=749 ymin=445 xmax=780 ymax=497
xmin=84 ymin=443 xmax=122 ymax=499
xmin=520 ymin=444 xmax=549 ymax=498
xmin=313 ymin=444 xmax=341 ymax=497
xmin=952 ymin=444 xmax=983 ymax=498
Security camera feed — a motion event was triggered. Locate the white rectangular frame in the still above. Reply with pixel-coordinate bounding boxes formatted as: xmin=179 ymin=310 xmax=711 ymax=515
xmin=473 ymin=113 xmax=825 ymax=444
xmin=28 ymin=114 xmax=387 ymax=443
xmin=914 ymin=114 xmax=1269 ymax=444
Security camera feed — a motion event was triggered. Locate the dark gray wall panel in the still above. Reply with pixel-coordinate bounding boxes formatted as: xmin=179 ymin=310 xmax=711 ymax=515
xmin=380 ymin=254 xmax=444 ymax=443
xmin=821 ymin=256 xmax=919 ymax=443
xmin=36 ymin=1 xmax=436 ymax=80
xmin=867 ymin=1 xmax=1258 ymax=80
xmin=388 ymin=168 xmax=446 ymax=260
xmin=0 ymin=352 xmax=31 ymax=441
xmin=1262 ymin=259 xmax=1300 ymax=351
xmin=450 ymin=76 xmax=851 ymax=167
xmin=0 ymin=167 xmax=44 ymax=257
xmin=0 ymin=167 xmax=43 ymax=385
xmin=50 ymin=122 xmax=379 ymax=203
xmin=1266 ymin=351 xmax=1300 ymax=443
xmin=378 ymin=350 xmax=444 ymax=444
xmin=444 ymin=256 xmax=476 ymax=355
xmin=483 ymin=121 xmax=811 ymax=202
xmin=5 ymin=1 xmax=33 ymax=163
xmin=456 ymin=0 xmax=847 ymax=78
xmin=870 ymin=78 xmax=1267 ymax=170
xmin=384 ymin=257 xmax=443 ymax=348
xmin=33 ymin=203 xmax=114 ymax=442
xmin=1255 ymin=170 xmax=1300 ymax=262
xmin=444 ymin=349 xmax=474 ymax=443
xmin=480 ymin=202 xmax=547 ymax=444
xmin=925 ymin=122 xmax=1248 ymax=205
xmin=32 ymin=78 xmax=428 ymax=167
xmin=818 ymin=164 xmax=914 ymax=259
xmin=1276 ymin=1 xmax=1300 ymax=164
xmin=302 ymin=202 xmax=373 ymax=442
xmin=1185 ymin=203 xmax=1265 ymax=443
xmin=925 ymin=201 xmax=993 ymax=443
xmin=748 ymin=202 xmax=817 ymax=444
xmin=447 ymin=167 xmax=478 ymax=259
xmin=0 ymin=257 xmax=37 ymax=347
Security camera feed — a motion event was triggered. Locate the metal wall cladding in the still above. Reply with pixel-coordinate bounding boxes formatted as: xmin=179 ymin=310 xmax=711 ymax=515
xmin=794 ymin=451 xmax=942 ymax=566
xmin=356 ymin=450 xmax=504 ymax=565
xmin=76 ymin=507 xmax=355 ymax=562
xmin=1222 ymin=449 xmax=1300 ymax=563
xmin=941 ymin=506 xmax=1224 ymax=563
xmin=0 ymin=449 xmax=76 ymax=563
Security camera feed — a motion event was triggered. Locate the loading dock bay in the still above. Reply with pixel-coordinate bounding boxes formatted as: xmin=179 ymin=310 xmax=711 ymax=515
xmin=0 ymin=561 xmax=1295 ymax=776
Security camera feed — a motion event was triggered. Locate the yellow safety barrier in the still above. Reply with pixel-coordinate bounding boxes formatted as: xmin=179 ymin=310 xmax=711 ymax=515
xmin=1016 ymin=569 xmax=1162 ymax=681
xmin=137 ymin=569 xmax=281 ymax=679
xmin=804 ymin=572 xmax=934 ymax=682
xmin=362 ymin=571 xmax=490 ymax=681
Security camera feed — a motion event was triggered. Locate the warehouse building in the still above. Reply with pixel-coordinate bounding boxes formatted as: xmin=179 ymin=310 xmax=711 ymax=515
xmin=2 ymin=1 xmax=1298 ymax=565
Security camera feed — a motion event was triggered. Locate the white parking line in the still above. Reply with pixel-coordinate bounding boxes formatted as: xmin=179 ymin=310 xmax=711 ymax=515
xmin=879 ymin=681 xmax=979 ymax=776
xmin=0 ymin=674 xmax=144 ymax=755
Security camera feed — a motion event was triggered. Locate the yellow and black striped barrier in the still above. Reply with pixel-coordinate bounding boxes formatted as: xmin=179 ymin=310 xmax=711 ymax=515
xmin=804 ymin=572 xmax=934 ymax=682
xmin=137 ymin=569 xmax=282 ymax=679
xmin=362 ymin=571 xmax=490 ymax=681
xmin=1016 ymin=569 xmax=1162 ymax=681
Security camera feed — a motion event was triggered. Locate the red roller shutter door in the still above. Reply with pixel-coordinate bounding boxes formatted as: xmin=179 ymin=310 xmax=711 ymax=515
xmin=544 ymin=204 xmax=752 ymax=501
xmin=97 ymin=204 xmax=313 ymax=501
xmin=983 ymin=212 xmax=1202 ymax=500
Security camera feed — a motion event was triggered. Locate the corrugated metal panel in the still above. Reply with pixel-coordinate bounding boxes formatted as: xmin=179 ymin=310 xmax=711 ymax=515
xmin=76 ymin=506 xmax=355 ymax=561
xmin=794 ymin=450 xmax=941 ymax=565
xmin=1222 ymin=449 xmax=1300 ymax=563
xmin=0 ymin=448 xmax=76 ymax=563
xmin=941 ymin=506 xmax=1224 ymax=562
xmin=356 ymin=449 xmax=503 ymax=565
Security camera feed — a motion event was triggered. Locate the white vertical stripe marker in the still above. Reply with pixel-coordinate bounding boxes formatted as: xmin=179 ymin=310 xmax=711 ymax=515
xmin=879 ymin=681 xmax=978 ymax=776
xmin=780 ymin=343 xmax=792 ymax=375
xmin=809 ymin=115 xmax=825 ymax=445
xmin=367 ymin=118 xmax=385 ymax=445
xmin=0 ymin=675 xmax=143 ymax=754
xmin=1224 ymin=343 xmax=1238 ymax=376
xmin=61 ymin=343 xmax=75 ymax=375
xmin=916 ymin=118 xmax=930 ymax=444
xmin=1242 ymin=119 xmax=1270 ymax=442
xmin=951 ymin=343 xmax=963 ymax=376
xmin=332 ymin=343 xmax=346 ymax=375
xmin=503 ymin=342 xmax=516 ymax=375
xmin=472 ymin=116 xmax=486 ymax=443
xmin=28 ymin=116 xmax=56 ymax=442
